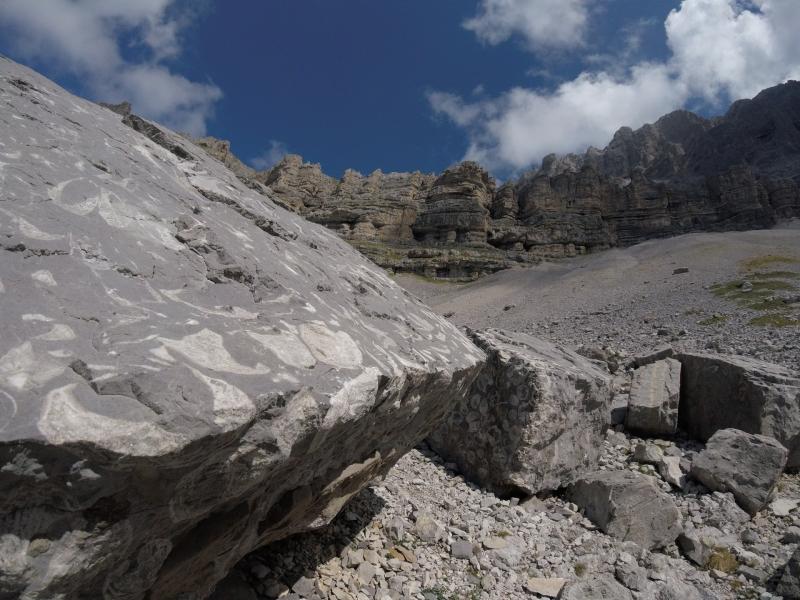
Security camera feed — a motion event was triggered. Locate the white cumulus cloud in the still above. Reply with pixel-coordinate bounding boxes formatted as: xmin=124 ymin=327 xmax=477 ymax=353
xmin=250 ymin=140 xmax=290 ymax=171
xmin=436 ymin=0 xmax=800 ymax=172
xmin=464 ymin=0 xmax=591 ymax=50
xmin=0 ymin=0 xmax=221 ymax=136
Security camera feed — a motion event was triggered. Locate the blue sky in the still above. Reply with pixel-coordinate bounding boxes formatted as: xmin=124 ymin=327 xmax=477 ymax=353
xmin=1 ymin=1 xmax=799 ymax=178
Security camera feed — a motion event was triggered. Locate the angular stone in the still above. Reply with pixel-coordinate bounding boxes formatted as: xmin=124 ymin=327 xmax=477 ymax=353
xmin=771 ymin=497 xmax=800 ymax=516
xmin=450 ymin=540 xmax=476 ymax=559
xmin=414 ymin=512 xmax=445 ymax=543
xmin=658 ymin=456 xmax=687 ymax=489
xmin=568 ymin=471 xmax=683 ymax=550
xmin=690 ymin=429 xmax=788 ymax=515
xmin=677 ymin=526 xmax=737 ymax=567
xmin=677 ymin=352 xmax=800 ymax=467
xmin=633 ymin=346 xmax=675 ymax=368
xmin=614 ymin=563 xmax=649 ymax=592
xmin=524 ymin=577 xmax=566 ymax=597
xmin=0 ymin=58 xmax=484 ymax=600
xmin=625 ymin=359 xmax=681 ymax=436
xmin=560 ymin=576 xmax=634 ymax=600
xmin=428 ymin=329 xmax=613 ymax=495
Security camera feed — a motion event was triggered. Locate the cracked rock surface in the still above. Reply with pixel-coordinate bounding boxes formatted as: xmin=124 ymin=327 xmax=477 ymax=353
xmin=0 ymin=57 xmax=484 ymax=599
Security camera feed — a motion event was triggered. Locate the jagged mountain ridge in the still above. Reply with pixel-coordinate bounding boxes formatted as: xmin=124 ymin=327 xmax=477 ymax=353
xmin=196 ymin=81 xmax=800 ymax=280
xmin=541 ymin=80 xmax=800 ymax=181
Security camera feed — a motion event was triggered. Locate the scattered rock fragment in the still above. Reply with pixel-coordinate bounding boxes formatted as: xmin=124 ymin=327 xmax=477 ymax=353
xmin=690 ymin=428 xmax=788 ymax=515
xmin=524 ymin=577 xmax=566 ymax=597
xmin=625 ymin=358 xmax=681 ymax=435
xmin=568 ymin=470 xmax=683 ymax=549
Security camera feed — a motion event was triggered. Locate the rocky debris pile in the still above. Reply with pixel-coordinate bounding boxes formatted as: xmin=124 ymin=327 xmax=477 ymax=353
xmin=0 ymin=57 xmax=485 ymax=599
xmin=219 ymin=332 xmax=800 ymax=600
xmin=428 ymin=329 xmax=613 ymax=496
xmin=228 ymin=434 xmax=800 ymax=600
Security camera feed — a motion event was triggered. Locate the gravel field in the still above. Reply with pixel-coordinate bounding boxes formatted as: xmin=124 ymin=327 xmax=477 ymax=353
xmin=227 ymin=224 xmax=800 ymax=600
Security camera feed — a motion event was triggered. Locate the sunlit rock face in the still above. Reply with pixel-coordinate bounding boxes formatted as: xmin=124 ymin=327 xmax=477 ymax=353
xmin=198 ymin=81 xmax=800 ymax=280
xmin=0 ymin=57 xmax=484 ymax=600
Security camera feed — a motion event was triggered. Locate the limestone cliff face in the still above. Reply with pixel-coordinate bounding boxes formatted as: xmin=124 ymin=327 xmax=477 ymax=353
xmin=199 ymin=81 xmax=800 ymax=280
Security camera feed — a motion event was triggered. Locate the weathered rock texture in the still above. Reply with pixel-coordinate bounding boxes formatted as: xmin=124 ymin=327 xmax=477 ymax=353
xmin=427 ymin=329 xmax=613 ymax=496
xmin=625 ymin=358 xmax=681 ymax=436
xmin=690 ymin=429 xmax=788 ymax=516
xmin=568 ymin=471 xmax=683 ymax=550
xmin=0 ymin=58 xmax=485 ymax=599
xmin=198 ymin=82 xmax=800 ymax=279
xmin=779 ymin=547 xmax=800 ymax=599
xmin=677 ymin=352 xmax=800 ymax=468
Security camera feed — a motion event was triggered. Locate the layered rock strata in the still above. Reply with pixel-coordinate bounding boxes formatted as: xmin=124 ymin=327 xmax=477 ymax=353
xmin=0 ymin=58 xmax=484 ymax=600
xmin=197 ymin=81 xmax=800 ymax=280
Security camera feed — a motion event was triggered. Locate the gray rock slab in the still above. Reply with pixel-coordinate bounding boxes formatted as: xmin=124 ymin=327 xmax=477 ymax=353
xmin=690 ymin=428 xmax=788 ymax=515
xmin=0 ymin=57 xmax=484 ymax=600
xmin=677 ymin=352 xmax=800 ymax=467
xmin=625 ymin=358 xmax=681 ymax=435
xmin=428 ymin=329 xmax=613 ymax=495
xmin=560 ymin=576 xmax=634 ymax=600
xmin=568 ymin=470 xmax=683 ymax=550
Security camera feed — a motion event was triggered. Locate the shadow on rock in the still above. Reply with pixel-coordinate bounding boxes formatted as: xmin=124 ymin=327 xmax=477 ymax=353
xmin=230 ymin=487 xmax=386 ymax=597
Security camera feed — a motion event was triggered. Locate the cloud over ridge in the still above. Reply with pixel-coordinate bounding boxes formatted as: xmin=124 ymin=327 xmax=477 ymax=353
xmin=0 ymin=0 xmax=221 ymax=136
xmin=434 ymin=0 xmax=800 ymax=172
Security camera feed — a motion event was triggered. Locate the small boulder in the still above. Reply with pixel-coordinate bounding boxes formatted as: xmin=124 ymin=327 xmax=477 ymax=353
xmin=568 ymin=470 xmax=683 ymax=549
xmin=413 ymin=512 xmax=445 ymax=543
xmin=690 ymin=428 xmax=788 ymax=515
xmin=678 ymin=352 xmax=800 ymax=468
xmin=657 ymin=456 xmax=687 ymax=489
xmin=633 ymin=442 xmax=664 ymax=465
xmin=626 ymin=358 xmax=681 ymax=435
xmin=677 ymin=526 xmax=737 ymax=567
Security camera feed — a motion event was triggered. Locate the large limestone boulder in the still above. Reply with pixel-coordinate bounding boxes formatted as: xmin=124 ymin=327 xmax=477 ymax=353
xmin=568 ymin=471 xmax=683 ymax=549
xmin=625 ymin=358 xmax=681 ymax=435
xmin=427 ymin=329 xmax=613 ymax=496
xmin=690 ymin=429 xmax=788 ymax=515
xmin=678 ymin=352 xmax=800 ymax=468
xmin=0 ymin=58 xmax=484 ymax=600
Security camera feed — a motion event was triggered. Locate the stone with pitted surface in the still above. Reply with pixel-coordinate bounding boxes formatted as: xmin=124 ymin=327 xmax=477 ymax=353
xmin=0 ymin=57 xmax=484 ymax=600
xmin=427 ymin=329 xmax=613 ymax=496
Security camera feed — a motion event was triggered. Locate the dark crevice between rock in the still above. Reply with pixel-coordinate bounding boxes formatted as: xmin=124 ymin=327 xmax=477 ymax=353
xmin=242 ymin=487 xmax=386 ymax=594
xmin=68 ymin=360 xmax=164 ymax=416
xmin=191 ymin=185 xmax=298 ymax=242
xmin=120 ymin=112 xmax=193 ymax=161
